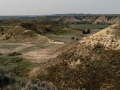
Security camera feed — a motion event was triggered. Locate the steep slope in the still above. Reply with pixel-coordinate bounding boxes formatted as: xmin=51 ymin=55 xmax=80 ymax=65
xmin=82 ymin=16 xmax=96 ymax=23
xmin=93 ymin=16 xmax=108 ymax=24
xmin=37 ymin=24 xmax=120 ymax=90
xmin=53 ymin=15 xmax=120 ymax=24
xmin=108 ymin=17 xmax=120 ymax=24
xmin=56 ymin=24 xmax=120 ymax=61
xmin=79 ymin=24 xmax=120 ymax=49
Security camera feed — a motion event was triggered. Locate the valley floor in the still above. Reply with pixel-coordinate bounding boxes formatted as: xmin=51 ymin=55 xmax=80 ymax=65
xmin=0 ymin=41 xmax=64 ymax=63
xmin=0 ymin=28 xmax=101 ymax=69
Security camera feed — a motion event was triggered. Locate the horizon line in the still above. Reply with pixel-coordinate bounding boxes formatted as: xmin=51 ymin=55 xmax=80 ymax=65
xmin=0 ymin=13 xmax=120 ymax=16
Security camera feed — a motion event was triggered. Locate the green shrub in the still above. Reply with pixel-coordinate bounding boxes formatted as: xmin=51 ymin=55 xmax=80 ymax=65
xmin=21 ymin=80 xmax=57 ymax=90
xmin=71 ymin=37 xmax=74 ymax=40
xmin=8 ymin=52 xmax=22 ymax=56
xmin=0 ymin=69 xmax=15 ymax=88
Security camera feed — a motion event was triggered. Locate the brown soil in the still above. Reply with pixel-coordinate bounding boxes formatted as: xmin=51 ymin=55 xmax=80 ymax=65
xmin=22 ymin=44 xmax=63 ymax=63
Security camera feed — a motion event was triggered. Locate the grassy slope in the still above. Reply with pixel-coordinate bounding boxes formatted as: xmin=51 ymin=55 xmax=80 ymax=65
xmin=69 ymin=24 xmax=109 ymax=29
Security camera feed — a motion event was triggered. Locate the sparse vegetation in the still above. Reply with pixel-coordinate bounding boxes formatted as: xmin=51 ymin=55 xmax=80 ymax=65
xmin=0 ymin=53 xmax=32 ymax=89
xmin=82 ymin=29 xmax=90 ymax=34
xmin=69 ymin=24 xmax=109 ymax=29
xmin=76 ymin=38 xmax=79 ymax=40
xmin=21 ymin=80 xmax=57 ymax=90
xmin=0 ymin=15 xmax=120 ymax=90
xmin=0 ymin=53 xmax=31 ymax=77
xmin=20 ymin=21 xmax=70 ymax=35
xmin=0 ymin=68 xmax=15 ymax=88
xmin=38 ymin=49 xmax=120 ymax=90
xmin=8 ymin=52 xmax=22 ymax=56
xmin=71 ymin=37 xmax=75 ymax=40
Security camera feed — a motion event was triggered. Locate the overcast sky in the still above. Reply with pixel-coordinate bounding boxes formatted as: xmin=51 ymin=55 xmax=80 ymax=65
xmin=0 ymin=0 xmax=119 ymax=15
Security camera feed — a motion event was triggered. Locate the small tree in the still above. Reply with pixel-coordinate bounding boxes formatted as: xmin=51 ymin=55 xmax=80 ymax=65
xmin=82 ymin=30 xmax=86 ymax=34
xmin=76 ymin=38 xmax=79 ymax=41
xmin=87 ymin=29 xmax=90 ymax=34
xmin=82 ymin=29 xmax=90 ymax=34
xmin=71 ymin=37 xmax=74 ymax=40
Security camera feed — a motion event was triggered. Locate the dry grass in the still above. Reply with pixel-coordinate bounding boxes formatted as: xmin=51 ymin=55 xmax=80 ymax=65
xmin=37 ymin=49 xmax=120 ymax=90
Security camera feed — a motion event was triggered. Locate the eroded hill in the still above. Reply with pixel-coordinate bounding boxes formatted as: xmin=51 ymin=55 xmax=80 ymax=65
xmin=20 ymin=21 xmax=70 ymax=35
xmin=35 ymin=24 xmax=120 ymax=90
xmin=0 ymin=26 xmax=50 ymax=42
xmin=53 ymin=15 xmax=120 ymax=24
xmin=0 ymin=21 xmax=72 ymax=42
xmin=54 ymin=16 xmax=81 ymax=24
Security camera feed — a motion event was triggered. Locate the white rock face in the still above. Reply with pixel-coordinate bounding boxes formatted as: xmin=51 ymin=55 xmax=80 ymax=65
xmin=93 ymin=16 xmax=108 ymax=24
xmin=79 ymin=24 xmax=120 ymax=50
xmin=54 ymin=16 xmax=81 ymax=23
xmin=108 ymin=17 xmax=120 ymax=24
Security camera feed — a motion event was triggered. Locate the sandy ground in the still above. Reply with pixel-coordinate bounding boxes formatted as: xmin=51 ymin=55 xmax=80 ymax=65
xmin=0 ymin=41 xmax=64 ymax=78
xmin=22 ymin=44 xmax=63 ymax=63
xmin=0 ymin=42 xmax=34 ymax=53
xmin=0 ymin=41 xmax=64 ymax=63
xmin=0 ymin=29 xmax=98 ymax=64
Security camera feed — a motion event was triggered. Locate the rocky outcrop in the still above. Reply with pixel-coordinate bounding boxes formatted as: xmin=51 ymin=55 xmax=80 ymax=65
xmin=82 ymin=16 xmax=96 ymax=23
xmin=80 ymin=24 xmax=120 ymax=49
xmin=54 ymin=15 xmax=120 ymax=24
xmin=54 ymin=16 xmax=81 ymax=23
xmin=93 ymin=16 xmax=108 ymax=24
xmin=108 ymin=17 xmax=120 ymax=24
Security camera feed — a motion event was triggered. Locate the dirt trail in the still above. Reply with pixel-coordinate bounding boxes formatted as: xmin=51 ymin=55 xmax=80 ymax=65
xmin=22 ymin=42 xmax=64 ymax=78
xmin=0 ymin=41 xmax=64 ymax=78
xmin=0 ymin=41 xmax=64 ymax=63
xmin=0 ymin=43 xmax=34 ymax=53
xmin=22 ymin=44 xmax=63 ymax=63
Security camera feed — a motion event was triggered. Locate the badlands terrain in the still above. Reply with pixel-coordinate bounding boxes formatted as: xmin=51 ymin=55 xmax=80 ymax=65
xmin=0 ymin=15 xmax=120 ymax=90
xmin=53 ymin=14 xmax=120 ymax=24
xmin=30 ymin=24 xmax=120 ymax=90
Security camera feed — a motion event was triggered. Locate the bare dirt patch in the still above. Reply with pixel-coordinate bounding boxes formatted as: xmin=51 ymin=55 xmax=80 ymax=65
xmin=22 ymin=44 xmax=63 ymax=63
xmin=0 ymin=42 xmax=34 ymax=53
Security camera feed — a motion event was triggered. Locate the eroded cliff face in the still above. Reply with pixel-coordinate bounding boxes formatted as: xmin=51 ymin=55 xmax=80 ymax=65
xmin=82 ymin=16 xmax=96 ymax=23
xmin=108 ymin=17 xmax=120 ymax=24
xmin=81 ymin=24 xmax=120 ymax=49
xmin=93 ymin=16 xmax=108 ymax=24
xmin=53 ymin=15 xmax=120 ymax=24
xmin=54 ymin=16 xmax=81 ymax=23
